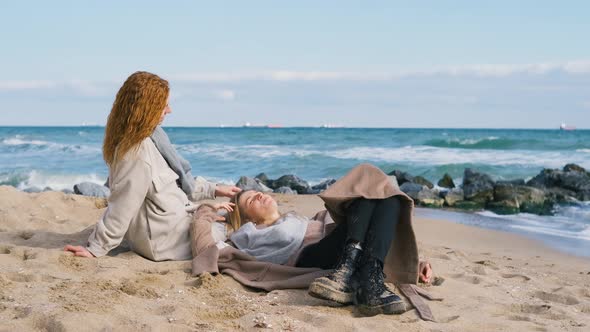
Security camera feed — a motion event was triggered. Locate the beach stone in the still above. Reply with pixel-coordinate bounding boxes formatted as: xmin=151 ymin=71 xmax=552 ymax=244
xmin=273 ymin=186 xmax=297 ymax=195
xmin=387 ymin=170 xmax=414 ymax=186
xmin=399 ymin=182 xmax=425 ymax=199
xmin=563 ymin=163 xmax=586 ymax=173
xmin=61 ymin=188 xmax=74 ymax=194
xmin=437 ymin=173 xmax=456 ymax=189
xmin=254 ymin=173 xmax=272 ymax=187
xmin=73 ymin=182 xmax=111 ymax=198
xmin=414 ymin=176 xmax=434 ymax=189
xmin=235 ymin=176 xmax=273 ymax=192
xmin=416 ymin=188 xmax=444 ymax=208
xmin=487 ymin=199 xmax=520 ymax=215
xmin=442 ymin=188 xmax=464 ymax=206
xmin=453 ymin=200 xmax=485 ymax=211
xmin=496 ymin=179 xmax=525 ymax=186
xmin=463 ymin=168 xmax=495 ymax=203
xmin=23 ymin=187 xmax=42 ymax=193
xmin=273 ymin=175 xmax=310 ymax=194
xmin=311 ymin=179 xmax=337 ymax=191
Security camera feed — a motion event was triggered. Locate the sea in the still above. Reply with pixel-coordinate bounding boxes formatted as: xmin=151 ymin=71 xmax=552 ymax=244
xmin=1 ymin=126 xmax=589 ymax=257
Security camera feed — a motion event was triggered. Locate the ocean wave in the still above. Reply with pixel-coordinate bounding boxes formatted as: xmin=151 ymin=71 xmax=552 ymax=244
xmin=0 ymin=170 xmax=106 ymax=191
xmin=577 ymin=149 xmax=590 ymax=153
xmin=0 ymin=135 xmax=101 ymax=154
xmin=423 ymin=136 xmax=531 ymax=150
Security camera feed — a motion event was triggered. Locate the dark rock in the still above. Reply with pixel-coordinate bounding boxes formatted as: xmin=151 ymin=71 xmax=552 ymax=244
xmin=437 ymin=173 xmax=456 ymax=189
xmin=487 ymin=199 xmax=520 ymax=215
xmin=43 ymin=187 xmax=53 ymax=192
xmin=442 ymin=188 xmax=464 ymax=206
xmin=526 ymin=169 xmax=561 ymax=188
xmin=235 ymin=176 xmax=273 ymax=192
xmin=563 ymin=163 xmax=586 ymax=173
xmin=254 ymin=173 xmax=272 ymax=187
xmin=399 ymin=182 xmax=425 ymax=199
xmin=463 ymin=169 xmax=495 ymax=203
xmin=73 ymin=182 xmax=111 ymax=198
xmin=273 ymin=175 xmax=310 ymax=194
xmin=23 ymin=187 xmax=42 ymax=193
xmin=416 ymin=188 xmax=444 ymax=207
xmin=496 ymin=179 xmax=525 ymax=186
xmin=387 ymin=170 xmax=414 ymax=186
xmin=414 ymin=176 xmax=434 ymax=189
xmin=61 ymin=189 xmax=74 ymax=194
xmin=492 ymin=183 xmax=552 ymax=215
xmin=453 ymin=200 xmax=485 ymax=211
xmin=273 ymin=186 xmax=297 ymax=195
xmin=311 ymin=179 xmax=337 ymax=191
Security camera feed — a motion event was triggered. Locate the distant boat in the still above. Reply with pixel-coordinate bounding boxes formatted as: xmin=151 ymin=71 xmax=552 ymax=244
xmin=560 ymin=123 xmax=576 ymax=131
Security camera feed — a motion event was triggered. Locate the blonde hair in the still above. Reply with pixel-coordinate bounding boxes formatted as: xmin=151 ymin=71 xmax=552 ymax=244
xmin=228 ymin=190 xmax=253 ymax=232
xmin=103 ymin=71 xmax=169 ymax=166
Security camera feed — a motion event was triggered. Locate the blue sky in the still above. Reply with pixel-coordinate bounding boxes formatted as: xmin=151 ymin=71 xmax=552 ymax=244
xmin=1 ymin=1 xmax=589 ymax=128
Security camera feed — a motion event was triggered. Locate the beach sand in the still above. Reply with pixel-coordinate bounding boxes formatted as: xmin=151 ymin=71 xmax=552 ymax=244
xmin=0 ymin=185 xmax=589 ymax=331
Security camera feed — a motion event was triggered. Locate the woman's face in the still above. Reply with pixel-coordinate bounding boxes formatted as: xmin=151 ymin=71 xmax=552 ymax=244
xmin=237 ymin=191 xmax=279 ymax=224
xmin=159 ymin=102 xmax=172 ymax=123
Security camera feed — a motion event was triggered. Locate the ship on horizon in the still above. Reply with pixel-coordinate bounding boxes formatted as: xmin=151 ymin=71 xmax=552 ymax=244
xmin=560 ymin=123 xmax=576 ymax=131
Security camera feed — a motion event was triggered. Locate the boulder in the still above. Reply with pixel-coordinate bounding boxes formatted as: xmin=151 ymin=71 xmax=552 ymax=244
xmin=453 ymin=200 xmax=485 ymax=211
xmin=387 ymin=170 xmax=414 ymax=186
xmin=399 ymin=182 xmax=425 ymax=199
xmin=273 ymin=175 xmax=311 ymax=194
xmin=311 ymin=179 xmax=337 ymax=191
xmin=273 ymin=186 xmax=297 ymax=195
xmin=487 ymin=199 xmax=520 ymax=215
xmin=462 ymin=168 xmax=494 ymax=203
xmin=73 ymin=182 xmax=111 ymax=198
xmin=235 ymin=176 xmax=273 ymax=192
xmin=254 ymin=173 xmax=272 ymax=187
xmin=492 ymin=183 xmax=553 ymax=215
xmin=442 ymin=188 xmax=464 ymax=206
xmin=496 ymin=179 xmax=525 ymax=186
xmin=563 ymin=163 xmax=586 ymax=173
xmin=61 ymin=188 xmax=74 ymax=194
xmin=416 ymin=188 xmax=444 ymax=208
xmin=23 ymin=187 xmax=42 ymax=193
xmin=414 ymin=176 xmax=434 ymax=189
xmin=527 ymin=167 xmax=590 ymax=201
xmin=437 ymin=173 xmax=456 ymax=189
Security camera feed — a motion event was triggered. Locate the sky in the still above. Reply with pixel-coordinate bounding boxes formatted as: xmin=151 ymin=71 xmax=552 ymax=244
xmin=0 ymin=0 xmax=589 ymax=128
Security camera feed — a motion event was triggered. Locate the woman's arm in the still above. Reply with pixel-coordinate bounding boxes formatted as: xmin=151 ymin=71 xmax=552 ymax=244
xmin=84 ymin=158 xmax=152 ymax=257
xmin=190 ymin=176 xmax=241 ymax=201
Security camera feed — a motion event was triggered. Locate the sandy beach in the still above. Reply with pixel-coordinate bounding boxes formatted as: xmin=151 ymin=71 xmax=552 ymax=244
xmin=0 ymin=185 xmax=589 ymax=331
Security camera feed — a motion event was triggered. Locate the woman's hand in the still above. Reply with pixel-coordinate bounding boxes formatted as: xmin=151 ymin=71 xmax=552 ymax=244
xmin=213 ymin=202 xmax=235 ymax=213
xmin=215 ymin=185 xmax=242 ymax=198
xmin=419 ymin=260 xmax=433 ymax=283
xmin=64 ymin=245 xmax=95 ymax=258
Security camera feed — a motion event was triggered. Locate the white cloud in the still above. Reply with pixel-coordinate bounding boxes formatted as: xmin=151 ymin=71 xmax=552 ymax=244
xmin=214 ymin=89 xmax=235 ymax=101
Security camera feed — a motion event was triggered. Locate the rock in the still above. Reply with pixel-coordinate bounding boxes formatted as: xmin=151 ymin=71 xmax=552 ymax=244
xmin=272 ymin=175 xmax=311 ymax=194
xmin=496 ymin=179 xmax=525 ymax=186
xmin=254 ymin=173 xmax=272 ymax=187
xmin=61 ymin=189 xmax=74 ymax=194
xmin=43 ymin=187 xmax=53 ymax=192
xmin=453 ymin=200 xmax=485 ymax=211
xmin=414 ymin=176 xmax=434 ymax=189
xmin=442 ymin=188 xmax=464 ymax=206
xmin=235 ymin=176 xmax=273 ymax=192
xmin=399 ymin=182 xmax=425 ymax=199
xmin=387 ymin=170 xmax=414 ymax=186
xmin=437 ymin=173 xmax=456 ymax=189
xmin=23 ymin=187 xmax=42 ymax=193
xmin=526 ymin=169 xmax=561 ymax=188
xmin=463 ymin=168 xmax=495 ymax=203
xmin=416 ymin=188 xmax=444 ymax=207
xmin=311 ymin=179 xmax=337 ymax=191
xmin=273 ymin=186 xmax=297 ymax=195
xmin=563 ymin=163 xmax=586 ymax=173
xmin=73 ymin=182 xmax=111 ymax=198
xmin=492 ymin=183 xmax=552 ymax=215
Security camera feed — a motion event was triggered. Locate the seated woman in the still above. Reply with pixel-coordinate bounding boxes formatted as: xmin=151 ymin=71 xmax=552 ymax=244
xmin=64 ymin=71 xmax=240 ymax=260
xmin=191 ymin=164 xmax=434 ymax=318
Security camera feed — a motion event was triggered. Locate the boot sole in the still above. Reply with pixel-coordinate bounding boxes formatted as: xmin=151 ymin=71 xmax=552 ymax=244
xmin=357 ymin=300 xmax=406 ymax=316
xmin=308 ymin=278 xmax=354 ymax=304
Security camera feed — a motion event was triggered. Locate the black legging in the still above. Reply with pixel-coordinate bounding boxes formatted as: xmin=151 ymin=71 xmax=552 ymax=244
xmin=296 ymin=196 xmax=401 ymax=269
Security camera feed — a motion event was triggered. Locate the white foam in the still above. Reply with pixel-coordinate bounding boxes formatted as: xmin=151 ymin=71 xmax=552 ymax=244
xmin=16 ymin=170 xmax=106 ymax=191
xmin=2 ymin=137 xmax=50 ymax=146
xmin=577 ymin=149 xmax=590 ymax=153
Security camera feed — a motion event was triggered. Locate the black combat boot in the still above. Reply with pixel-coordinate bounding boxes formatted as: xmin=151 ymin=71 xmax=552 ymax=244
xmin=308 ymin=242 xmax=361 ymax=304
xmin=355 ymin=255 xmax=406 ymax=316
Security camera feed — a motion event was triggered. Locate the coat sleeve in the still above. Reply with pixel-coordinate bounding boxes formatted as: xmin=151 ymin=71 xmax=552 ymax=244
xmin=189 ymin=176 xmax=217 ymax=201
xmin=86 ymin=158 xmax=152 ymax=257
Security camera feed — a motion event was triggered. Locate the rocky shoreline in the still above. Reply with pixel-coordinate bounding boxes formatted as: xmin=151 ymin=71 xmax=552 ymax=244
xmin=14 ymin=163 xmax=590 ymax=217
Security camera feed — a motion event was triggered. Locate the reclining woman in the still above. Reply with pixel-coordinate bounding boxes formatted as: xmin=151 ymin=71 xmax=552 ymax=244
xmin=191 ymin=164 xmax=434 ymax=317
xmin=64 ymin=71 xmax=240 ymax=260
